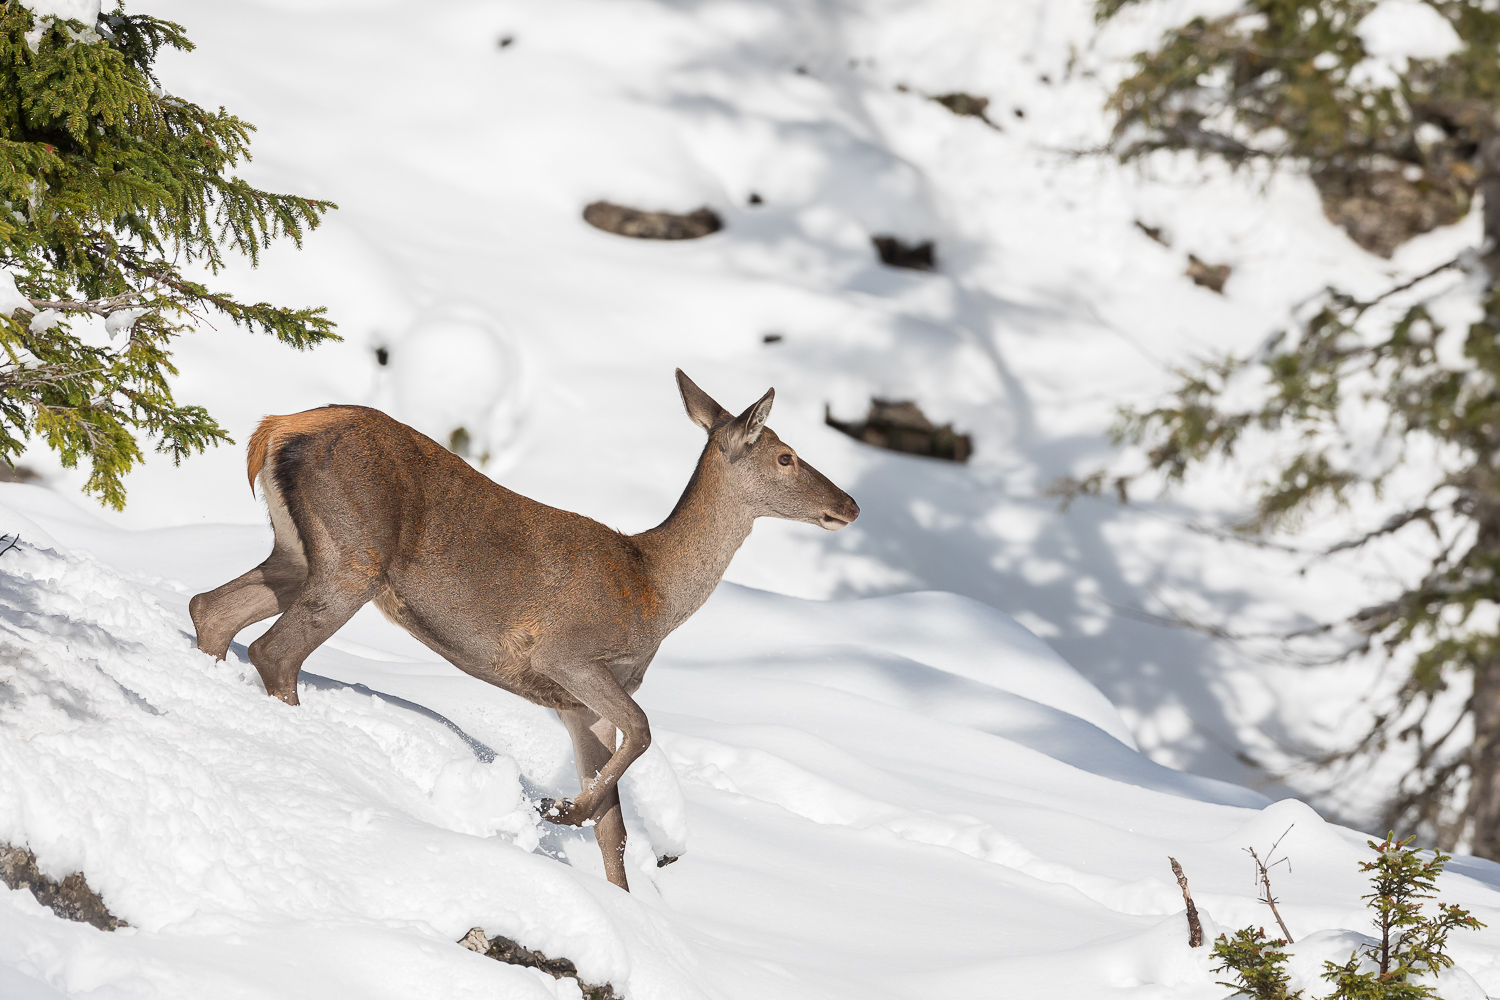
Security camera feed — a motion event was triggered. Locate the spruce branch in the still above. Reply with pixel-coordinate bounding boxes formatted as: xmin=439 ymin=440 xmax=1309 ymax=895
xmin=0 ymin=2 xmax=338 ymax=506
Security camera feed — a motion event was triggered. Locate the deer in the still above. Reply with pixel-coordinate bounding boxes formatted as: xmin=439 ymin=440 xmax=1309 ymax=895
xmin=188 ymin=370 xmax=860 ymax=891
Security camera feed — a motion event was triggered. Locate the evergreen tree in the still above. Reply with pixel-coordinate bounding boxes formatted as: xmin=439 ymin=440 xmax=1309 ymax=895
xmin=0 ymin=0 xmax=336 ymax=509
xmin=1212 ymin=926 xmax=1302 ymax=999
xmin=1321 ymin=835 xmax=1482 ymax=998
xmin=1212 ymin=836 xmax=1482 ymax=998
xmin=1084 ymin=0 xmax=1500 ymax=854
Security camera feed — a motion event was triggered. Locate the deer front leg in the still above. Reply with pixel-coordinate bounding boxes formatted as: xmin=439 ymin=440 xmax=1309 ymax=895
xmin=534 ymin=656 xmax=651 ymax=831
xmin=557 ymin=707 xmax=631 ymax=891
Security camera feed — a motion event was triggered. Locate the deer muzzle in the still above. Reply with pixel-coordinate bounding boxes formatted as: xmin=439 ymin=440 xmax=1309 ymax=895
xmin=819 ymin=497 xmax=861 ymax=530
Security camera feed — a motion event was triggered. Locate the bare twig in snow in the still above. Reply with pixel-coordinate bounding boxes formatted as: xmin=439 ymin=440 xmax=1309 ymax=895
xmin=0 ymin=535 xmax=18 ymax=558
xmin=1169 ymin=856 xmax=1204 ymax=947
xmin=1246 ymin=824 xmax=1296 ymax=943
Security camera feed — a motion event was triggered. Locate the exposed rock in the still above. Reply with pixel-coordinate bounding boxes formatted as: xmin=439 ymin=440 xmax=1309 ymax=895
xmin=826 ymin=399 xmax=971 ymax=463
xmin=0 ymin=462 xmax=39 ymax=483
xmin=0 ymin=844 xmax=124 ymax=931
xmin=1314 ymin=165 xmax=1471 ymax=259
xmin=460 ymin=927 xmax=619 ymax=1000
xmin=871 ymin=235 xmax=935 ymax=271
xmin=931 ymin=92 xmax=995 ymax=127
xmin=582 ymin=201 xmax=722 ymax=241
xmin=1185 ymin=254 xmax=1231 ymax=294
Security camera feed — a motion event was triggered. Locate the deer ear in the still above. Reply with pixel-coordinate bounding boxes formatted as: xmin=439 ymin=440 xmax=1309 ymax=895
xmin=726 ymin=387 xmax=774 ymax=450
xmin=676 ymin=369 xmax=730 ymax=433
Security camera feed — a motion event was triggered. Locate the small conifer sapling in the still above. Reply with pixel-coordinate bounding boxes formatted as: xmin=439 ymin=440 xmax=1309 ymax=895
xmin=1212 ymin=926 xmax=1301 ymax=1000
xmin=1321 ymin=835 xmax=1483 ymax=999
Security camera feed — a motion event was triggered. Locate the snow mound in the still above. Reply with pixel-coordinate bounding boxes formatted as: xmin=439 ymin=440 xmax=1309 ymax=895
xmin=7 ymin=492 xmax=1498 ymax=998
xmin=0 ymin=526 xmax=706 ymax=998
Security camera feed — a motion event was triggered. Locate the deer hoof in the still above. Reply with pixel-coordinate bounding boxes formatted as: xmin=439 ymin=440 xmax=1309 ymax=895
xmin=538 ymin=797 xmax=586 ymax=826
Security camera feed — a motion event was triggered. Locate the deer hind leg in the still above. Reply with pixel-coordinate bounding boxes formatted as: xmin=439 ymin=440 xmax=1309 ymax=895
xmin=190 ymin=472 xmax=309 ymax=659
xmin=189 ymin=550 xmax=307 ymax=659
xmin=246 ymin=560 xmax=377 ymax=706
xmin=558 ymin=707 xmax=631 ymax=891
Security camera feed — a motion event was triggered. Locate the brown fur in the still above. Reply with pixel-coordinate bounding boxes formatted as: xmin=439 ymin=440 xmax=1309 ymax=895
xmin=245 ymin=408 xmax=353 ymax=496
xmin=190 ymin=373 xmax=859 ymax=891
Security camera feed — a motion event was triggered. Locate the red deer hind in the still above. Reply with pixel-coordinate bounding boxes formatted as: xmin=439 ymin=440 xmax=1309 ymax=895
xmin=189 ymin=370 xmax=860 ymax=890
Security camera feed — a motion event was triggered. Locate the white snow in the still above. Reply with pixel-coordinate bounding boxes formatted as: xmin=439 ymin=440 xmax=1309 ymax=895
xmin=6 ymin=0 xmax=1500 ymax=996
xmin=1357 ymin=0 xmax=1463 ymax=61
xmin=0 ymin=270 xmax=31 ymax=318
xmin=103 ymin=308 xmax=146 ymax=340
xmin=6 ymin=486 xmax=1500 ymax=995
xmin=1353 ymin=0 xmax=1463 ymax=89
xmin=19 ymin=0 xmax=99 ymax=23
xmin=383 ymin=319 xmax=517 ymax=458
xmin=26 ymin=309 xmax=59 ymax=334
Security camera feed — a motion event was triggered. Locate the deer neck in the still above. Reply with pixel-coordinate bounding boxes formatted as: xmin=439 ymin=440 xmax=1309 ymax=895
xmin=635 ymin=448 xmax=754 ymax=630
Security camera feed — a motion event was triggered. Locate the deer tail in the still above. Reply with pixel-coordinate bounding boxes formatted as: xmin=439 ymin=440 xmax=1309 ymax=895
xmin=246 ymin=416 xmax=281 ymax=497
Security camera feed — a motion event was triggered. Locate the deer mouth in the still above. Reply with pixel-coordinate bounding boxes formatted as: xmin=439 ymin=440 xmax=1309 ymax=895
xmin=819 ymin=513 xmax=852 ymax=530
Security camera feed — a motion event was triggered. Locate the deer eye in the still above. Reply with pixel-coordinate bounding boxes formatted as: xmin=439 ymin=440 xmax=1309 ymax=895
xmin=778 ymin=453 xmax=793 ymax=466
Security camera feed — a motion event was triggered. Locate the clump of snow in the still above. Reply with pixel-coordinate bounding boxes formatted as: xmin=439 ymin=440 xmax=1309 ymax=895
xmin=0 ymin=271 xmax=31 ymax=318
xmin=1357 ymin=0 xmax=1462 ymax=61
xmin=103 ymin=307 xmax=146 ymax=339
xmin=427 ymin=756 xmax=541 ymax=849
xmin=618 ymin=741 xmax=689 ymax=860
xmin=26 ymin=309 xmax=58 ymax=334
xmin=1352 ymin=0 xmax=1462 ymax=88
xmin=20 ymin=0 xmax=99 ymax=22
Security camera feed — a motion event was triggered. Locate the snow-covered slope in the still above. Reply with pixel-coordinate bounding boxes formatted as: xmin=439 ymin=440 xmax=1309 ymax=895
xmin=21 ymin=0 xmax=1474 ymax=801
xmin=8 ymin=488 xmax=1500 ymax=1000
xmin=6 ymin=0 xmax=1499 ymax=995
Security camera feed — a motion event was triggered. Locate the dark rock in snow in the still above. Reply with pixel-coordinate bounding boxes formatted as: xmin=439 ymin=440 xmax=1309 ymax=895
xmin=826 ymin=399 xmax=971 ymax=463
xmin=0 ymin=844 xmax=124 ymax=931
xmin=931 ymin=92 xmax=996 ymax=127
xmin=0 ymin=462 xmax=39 ymax=483
xmin=460 ymin=927 xmax=618 ymax=1000
xmin=582 ymin=201 xmax=722 ymax=241
xmin=872 ymin=235 xmax=935 ymax=271
xmin=1185 ymin=254 xmax=1231 ymax=294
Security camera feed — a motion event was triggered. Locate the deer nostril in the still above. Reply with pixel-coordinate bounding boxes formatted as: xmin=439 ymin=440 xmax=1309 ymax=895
xmin=845 ymin=499 xmax=861 ymax=521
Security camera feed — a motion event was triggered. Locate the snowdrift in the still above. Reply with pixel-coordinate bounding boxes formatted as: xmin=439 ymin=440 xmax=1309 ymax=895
xmin=3 ymin=488 xmax=1500 ymax=999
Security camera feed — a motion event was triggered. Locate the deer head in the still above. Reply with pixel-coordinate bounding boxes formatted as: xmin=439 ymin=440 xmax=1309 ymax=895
xmin=676 ymin=369 xmax=860 ymax=530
